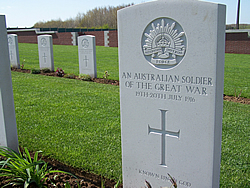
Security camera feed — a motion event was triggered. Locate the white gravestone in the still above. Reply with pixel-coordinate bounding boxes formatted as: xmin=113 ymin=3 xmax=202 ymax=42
xmin=0 ymin=15 xmax=19 ymax=152
xmin=78 ymin=35 xmax=97 ymax=78
xmin=118 ymin=0 xmax=226 ymax=188
xmin=8 ymin=34 xmax=20 ymax=69
xmin=38 ymin=35 xmax=54 ymax=71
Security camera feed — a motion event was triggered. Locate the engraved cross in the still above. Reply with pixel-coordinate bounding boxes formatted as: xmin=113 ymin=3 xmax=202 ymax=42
xmin=148 ymin=109 xmax=180 ymax=167
xmin=83 ymin=55 xmax=89 ymax=67
xmin=43 ymin=53 xmax=47 ymax=64
xmin=10 ymin=51 xmax=13 ymax=60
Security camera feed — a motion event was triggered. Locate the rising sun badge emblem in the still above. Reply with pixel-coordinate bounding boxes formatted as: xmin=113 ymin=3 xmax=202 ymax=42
xmin=142 ymin=18 xmax=187 ymax=69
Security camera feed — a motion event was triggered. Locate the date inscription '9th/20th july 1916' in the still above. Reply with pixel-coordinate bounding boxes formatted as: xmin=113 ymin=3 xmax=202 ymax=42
xmin=135 ymin=91 xmax=196 ymax=103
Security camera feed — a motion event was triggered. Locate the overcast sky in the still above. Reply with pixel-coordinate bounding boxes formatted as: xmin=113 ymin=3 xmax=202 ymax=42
xmin=1 ymin=0 xmax=249 ymax=28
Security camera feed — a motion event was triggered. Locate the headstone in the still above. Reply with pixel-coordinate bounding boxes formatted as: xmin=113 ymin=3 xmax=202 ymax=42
xmin=0 ymin=15 xmax=19 ymax=152
xmin=38 ymin=35 xmax=54 ymax=71
xmin=8 ymin=34 xmax=20 ymax=68
xmin=118 ymin=0 xmax=226 ymax=188
xmin=78 ymin=35 xmax=97 ymax=78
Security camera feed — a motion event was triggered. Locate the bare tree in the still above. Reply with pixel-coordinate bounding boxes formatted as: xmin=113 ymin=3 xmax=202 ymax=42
xmin=33 ymin=4 xmax=133 ymax=29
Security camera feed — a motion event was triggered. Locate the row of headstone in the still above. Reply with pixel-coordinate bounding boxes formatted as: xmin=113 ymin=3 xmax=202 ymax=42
xmin=7 ymin=34 xmax=97 ymax=78
xmin=118 ymin=0 xmax=226 ymax=187
xmin=37 ymin=35 xmax=97 ymax=77
xmin=2 ymin=30 xmax=97 ymax=152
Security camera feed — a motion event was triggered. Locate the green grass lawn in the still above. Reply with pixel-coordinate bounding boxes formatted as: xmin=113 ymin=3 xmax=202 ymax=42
xmin=11 ymin=43 xmax=250 ymax=186
xmin=12 ymin=72 xmax=121 ymax=179
xmin=220 ymin=101 xmax=250 ymax=187
xmin=224 ymin=53 xmax=250 ymax=98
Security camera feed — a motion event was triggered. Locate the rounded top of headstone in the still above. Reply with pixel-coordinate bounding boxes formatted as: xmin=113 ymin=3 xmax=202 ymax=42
xmin=141 ymin=17 xmax=187 ymax=70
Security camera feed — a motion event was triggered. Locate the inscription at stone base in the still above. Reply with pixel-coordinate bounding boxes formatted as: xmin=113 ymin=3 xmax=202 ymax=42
xmin=138 ymin=169 xmax=192 ymax=187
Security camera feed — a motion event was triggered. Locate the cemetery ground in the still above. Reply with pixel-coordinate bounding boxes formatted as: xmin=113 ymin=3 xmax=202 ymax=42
xmin=1 ymin=43 xmax=249 ymax=187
